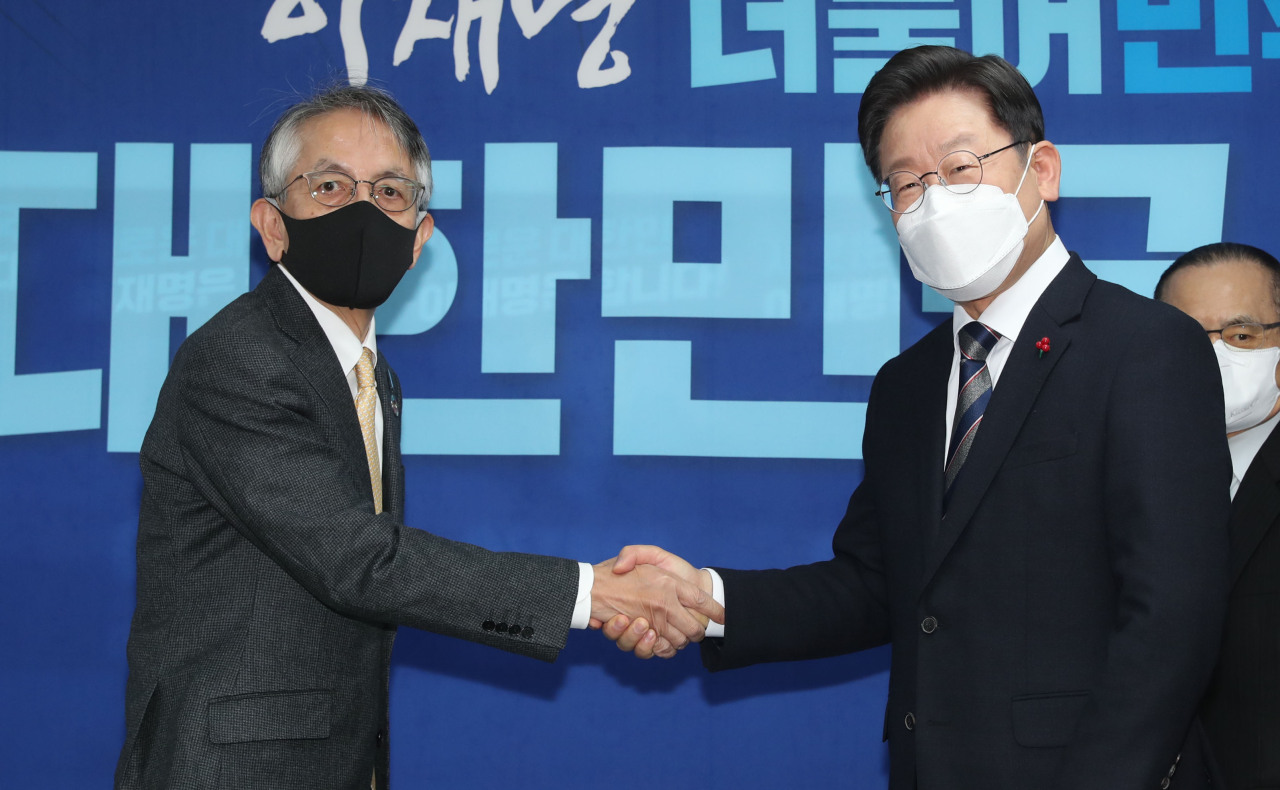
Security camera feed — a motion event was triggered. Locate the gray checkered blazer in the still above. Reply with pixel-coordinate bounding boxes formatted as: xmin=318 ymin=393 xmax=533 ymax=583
xmin=116 ymin=266 xmax=578 ymax=789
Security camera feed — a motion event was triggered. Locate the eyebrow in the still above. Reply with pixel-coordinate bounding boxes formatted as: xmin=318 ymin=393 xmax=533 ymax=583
xmin=310 ymin=158 xmax=410 ymax=180
xmin=883 ymin=132 xmax=979 ymax=175
xmin=1214 ymin=314 xmax=1264 ymax=327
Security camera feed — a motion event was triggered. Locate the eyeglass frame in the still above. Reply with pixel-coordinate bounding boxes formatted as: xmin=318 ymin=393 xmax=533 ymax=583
xmin=1205 ymin=320 xmax=1280 ymax=348
xmin=874 ymin=140 xmax=1032 ymax=214
xmin=274 ymin=169 xmax=426 ymax=213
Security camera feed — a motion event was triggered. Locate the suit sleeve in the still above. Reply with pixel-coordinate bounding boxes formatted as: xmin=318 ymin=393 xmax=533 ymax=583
xmin=168 ymin=332 xmax=579 ymax=661
xmin=701 ymin=374 xmax=894 ymax=670
xmin=1054 ymin=309 xmax=1230 ymax=788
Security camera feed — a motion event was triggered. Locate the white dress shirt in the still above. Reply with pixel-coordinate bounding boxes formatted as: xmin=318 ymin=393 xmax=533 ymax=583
xmin=705 ymin=237 xmax=1072 ymax=639
xmin=1228 ymin=414 xmax=1279 ymax=499
xmin=279 ymin=265 xmax=596 ymax=629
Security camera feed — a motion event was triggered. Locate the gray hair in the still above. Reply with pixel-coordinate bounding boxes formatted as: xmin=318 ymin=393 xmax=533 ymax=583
xmin=259 ymin=84 xmax=433 ymax=208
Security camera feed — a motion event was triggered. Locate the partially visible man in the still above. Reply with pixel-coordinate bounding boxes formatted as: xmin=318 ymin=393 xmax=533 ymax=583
xmin=115 ymin=84 xmax=720 ymax=790
xmin=605 ymin=45 xmax=1231 ymax=790
xmin=1158 ymin=242 xmax=1280 ymax=789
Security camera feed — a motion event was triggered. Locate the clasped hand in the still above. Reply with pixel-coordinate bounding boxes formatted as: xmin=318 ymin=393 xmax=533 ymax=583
xmin=589 ymin=545 xmax=716 ymax=659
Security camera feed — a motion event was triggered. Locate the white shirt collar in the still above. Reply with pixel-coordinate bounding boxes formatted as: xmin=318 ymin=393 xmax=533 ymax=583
xmin=951 ymin=235 xmax=1070 ymax=341
xmin=1228 ymin=413 xmax=1279 ymax=498
xmin=277 ymin=264 xmax=377 ymax=375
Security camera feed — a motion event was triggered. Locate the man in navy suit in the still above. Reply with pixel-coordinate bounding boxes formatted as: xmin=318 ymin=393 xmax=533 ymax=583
xmin=1159 ymin=242 xmax=1280 ymax=789
xmin=605 ymin=46 xmax=1230 ymax=789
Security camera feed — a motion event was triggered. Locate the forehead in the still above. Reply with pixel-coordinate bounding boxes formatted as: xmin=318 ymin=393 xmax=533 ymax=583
xmin=293 ymin=107 xmax=411 ymax=174
xmin=879 ymin=88 xmax=1004 ymax=173
xmin=1163 ymin=259 xmax=1279 ymax=325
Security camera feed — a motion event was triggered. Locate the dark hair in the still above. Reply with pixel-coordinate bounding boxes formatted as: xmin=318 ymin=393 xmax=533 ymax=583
xmin=1156 ymin=242 xmax=1280 ymax=314
xmin=857 ymin=46 xmax=1045 ymax=183
xmin=259 ymin=83 xmax=432 ymax=208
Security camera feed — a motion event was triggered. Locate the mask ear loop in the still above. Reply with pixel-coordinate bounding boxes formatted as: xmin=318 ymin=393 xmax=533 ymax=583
xmin=1013 ymin=142 xmax=1046 ymax=226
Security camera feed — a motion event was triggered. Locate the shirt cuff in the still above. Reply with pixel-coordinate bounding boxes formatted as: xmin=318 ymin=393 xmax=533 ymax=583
xmin=703 ymin=567 xmax=725 ymax=638
xmin=569 ymin=561 xmax=594 ymax=630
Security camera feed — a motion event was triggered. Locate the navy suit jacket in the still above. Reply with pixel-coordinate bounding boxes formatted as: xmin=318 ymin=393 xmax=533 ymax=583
xmin=117 ymin=267 xmax=579 ymax=789
xmin=704 ymin=255 xmax=1231 ymax=790
xmin=1201 ymin=420 xmax=1280 ymax=788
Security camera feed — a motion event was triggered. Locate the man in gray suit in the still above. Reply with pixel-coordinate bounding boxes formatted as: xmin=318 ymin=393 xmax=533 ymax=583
xmin=115 ymin=85 xmax=721 ymax=790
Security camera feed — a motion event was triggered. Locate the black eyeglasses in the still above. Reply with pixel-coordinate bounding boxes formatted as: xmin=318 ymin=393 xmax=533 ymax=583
xmin=1206 ymin=321 xmax=1280 ymax=349
xmin=875 ymin=140 xmax=1030 ymax=214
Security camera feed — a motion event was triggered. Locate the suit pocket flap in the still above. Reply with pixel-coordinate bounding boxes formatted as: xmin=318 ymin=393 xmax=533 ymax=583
xmin=207 ymin=689 xmax=332 ymax=744
xmin=1003 ymin=432 xmax=1077 ymax=470
xmin=1011 ymin=691 xmax=1088 ymax=748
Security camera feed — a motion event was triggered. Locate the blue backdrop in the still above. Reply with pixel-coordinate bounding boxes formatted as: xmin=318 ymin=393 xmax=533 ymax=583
xmin=2 ymin=1 xmax=1277 ymax=787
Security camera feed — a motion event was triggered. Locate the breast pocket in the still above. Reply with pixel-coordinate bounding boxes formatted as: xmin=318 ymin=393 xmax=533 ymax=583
xmin=1002 ymin=432 xmax=1078 ymax=471
xmin=207 ymin=689 xmax=332 ymax=744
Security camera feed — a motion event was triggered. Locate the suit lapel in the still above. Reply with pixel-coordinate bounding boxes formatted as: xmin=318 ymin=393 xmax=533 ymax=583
xmin=922 ymin=255 xmax=1094 ymax=590
xmin=261 ymin=266 xmax=371 ymax=487
xmin=909 ymin=326 xmax=952 ymax=545
xmin=1227 ymin=422 xmax=1280 ymax=584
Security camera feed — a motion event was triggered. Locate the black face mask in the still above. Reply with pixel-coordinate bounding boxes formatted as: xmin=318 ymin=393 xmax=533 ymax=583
xmin=276 ymin=200 xmax=419 ymax=309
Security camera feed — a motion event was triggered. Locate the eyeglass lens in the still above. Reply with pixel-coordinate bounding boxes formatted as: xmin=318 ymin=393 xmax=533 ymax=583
xmin=1218 ymin=323 xmax=1276 ymax=349
xmin=879 ymin=150 xmax=984 ymax=212
xmin=305 ymin=171 xmax=419 ymax=212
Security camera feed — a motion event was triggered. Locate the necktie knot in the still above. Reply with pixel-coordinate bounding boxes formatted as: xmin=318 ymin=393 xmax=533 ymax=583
xmin=356 ymin=347 xmax=376 ymax=391
xmin=958 ymin=321 xmax=1000 ymax=362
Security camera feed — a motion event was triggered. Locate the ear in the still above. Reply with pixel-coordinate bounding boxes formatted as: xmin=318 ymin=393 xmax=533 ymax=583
xmin=409 ymin=212 xmax=435 ymax=270
xmin=250 ymin=198 xmax=289 ymax=262
xmin=1029 ymin=141 xmax=1061 ymax=203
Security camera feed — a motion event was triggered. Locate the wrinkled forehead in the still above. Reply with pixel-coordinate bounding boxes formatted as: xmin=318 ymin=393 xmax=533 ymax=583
xmin=293 ymin=108 xmax=413 ymax=173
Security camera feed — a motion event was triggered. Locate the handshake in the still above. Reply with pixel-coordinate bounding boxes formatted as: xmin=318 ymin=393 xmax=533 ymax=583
xmin=588 ymin=545 xmax=721 ymax=660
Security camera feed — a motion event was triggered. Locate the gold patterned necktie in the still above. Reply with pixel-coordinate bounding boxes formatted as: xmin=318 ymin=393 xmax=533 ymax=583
xmin=355 ymin=347 xmax=382 ymax=514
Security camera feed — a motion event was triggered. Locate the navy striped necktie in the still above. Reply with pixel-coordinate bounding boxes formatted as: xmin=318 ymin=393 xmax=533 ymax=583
xmin=944 ymin=321 xmax=1001 ymax=506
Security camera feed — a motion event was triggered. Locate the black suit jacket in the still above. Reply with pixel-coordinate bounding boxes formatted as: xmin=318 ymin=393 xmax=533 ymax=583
xmin=703 ymin=255 xmax=1232 ymax=790
xmin=116 ymin=267 xmax=578 ymax=789
xmin=1201 ymin=421 xmax=1280 ymax=789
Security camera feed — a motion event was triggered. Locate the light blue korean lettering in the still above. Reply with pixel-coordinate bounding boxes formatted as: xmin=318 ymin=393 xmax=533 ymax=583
xmin=1215 ymin=0 xmax=1249 ymax=55
xmin=689 ymin=0 xmax=777 ymax=87
xmin=601 ymin=147 xmax=791 ymax=319
xmin=1117 ymin=0 xmax=1200 ymax=31
xmin=1015 ymin=0 xmax=1102 ymax=93
xmin=401 ymin=397 xmax=561 ymax=455
xmin=108 ymin=144 xmax=250 ymax=452
xmin=823 ymin=144 xmax=901 ymax=375
xmin=0 ymin=151 xmax=101 ymax=436
xmin=613 ymin=340 xmax=865 ymax=459
xmin=481 ymin=143 xmax=590 ymax=373
xmin=1123 ymin=41 xmax=1251 ymax=92
xmin=690 ymin=0 xmax=816 ymax=91
xmin=1260 ymin=0 xmax=1280 ymax=58
xmin=379 ymin=160 xmax=462 ymax=336
xmin=1058 ymin=144 xmax=1229 ymax=294
xmin=747 ymin=0 xmax=817 ymax=92
xmin=830 ymin=7 xmax=959 ymax=94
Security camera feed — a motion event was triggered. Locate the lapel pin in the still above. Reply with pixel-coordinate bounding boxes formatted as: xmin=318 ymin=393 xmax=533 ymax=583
xmin=1035 ymin=337 xmax=1051 ymax=358
xmin=390 ymin=390 xmax=401 ymax=417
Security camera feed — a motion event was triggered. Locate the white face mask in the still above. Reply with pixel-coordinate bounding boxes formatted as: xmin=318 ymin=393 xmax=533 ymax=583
xmin=1215 ymin=340 xmax=1280 ymax=433
xmin=894 ymin=147 xmax=1045 ymax=303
